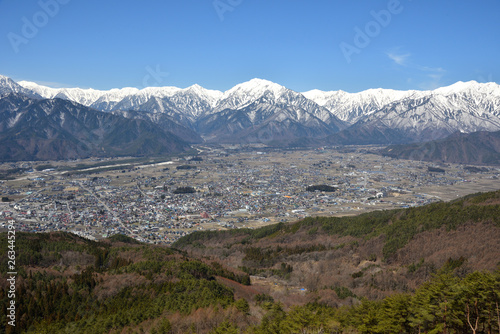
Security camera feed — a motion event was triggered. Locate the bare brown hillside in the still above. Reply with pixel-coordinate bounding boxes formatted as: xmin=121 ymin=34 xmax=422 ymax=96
xmin=174 ymin=190 xmax=500 ymax=306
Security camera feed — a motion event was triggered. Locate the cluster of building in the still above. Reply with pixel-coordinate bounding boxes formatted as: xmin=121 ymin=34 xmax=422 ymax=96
xmin=1 ymin=146 xmax=499 ymax=243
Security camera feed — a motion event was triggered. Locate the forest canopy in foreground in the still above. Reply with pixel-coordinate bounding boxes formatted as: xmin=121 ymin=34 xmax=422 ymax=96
xmin=1 ymin=189 xmax=500 ymax=333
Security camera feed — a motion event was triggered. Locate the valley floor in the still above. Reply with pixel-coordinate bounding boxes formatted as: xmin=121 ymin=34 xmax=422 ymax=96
xmin=1 ymin=146 xmax=500 ymax=244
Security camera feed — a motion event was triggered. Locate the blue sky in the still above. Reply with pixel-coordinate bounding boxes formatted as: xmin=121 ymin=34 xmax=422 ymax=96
xmin=0 ymin=0 xmax=499 ymax=92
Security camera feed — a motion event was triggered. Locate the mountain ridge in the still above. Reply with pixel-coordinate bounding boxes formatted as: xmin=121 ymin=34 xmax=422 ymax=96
xmin=380 ymin=130 xmax=500 ymax=165
xmin=16 ymin=75 xmax=500 ymax=125
xmin=2 ymin=74 xmax=500 ymax=148
xmin=0 ymin=93 xmax=190 ymax=161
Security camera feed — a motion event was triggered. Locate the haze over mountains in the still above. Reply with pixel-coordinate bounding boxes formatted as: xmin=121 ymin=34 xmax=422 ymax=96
xmin=1 ymin=74 xmax=500 ymax=161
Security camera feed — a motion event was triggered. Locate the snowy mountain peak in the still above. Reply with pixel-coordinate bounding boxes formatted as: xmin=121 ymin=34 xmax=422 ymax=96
xmin=17 ymin=80 xmax=59 ymax=96
xmin=3 ymin=74 xmax=500 ymax=139
xmin=433 ymin=80 xmax=500 ymax=97
xmin=227 ymin=78 xmax=287 ymax=97
xmin=185 ymin=84 xmax=223 ymax=100
xmin=187 ymin=83 xmax=204 ymax=91
xmin=433 ymin=80 xmax=477 ymax=94
xmin=139 ymin=86 xmax=182 ymax=98
xmin=207 ymin=78 xmax=290 ymax=113
xmin=0 ymin=77 xmax=41 ymax=98
xmin=0 ymin=75 xmax=20 ymax=88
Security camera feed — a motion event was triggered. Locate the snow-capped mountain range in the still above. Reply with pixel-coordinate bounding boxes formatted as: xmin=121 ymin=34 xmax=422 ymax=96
xmin=2 ymin=74 xmax=500 ymax=146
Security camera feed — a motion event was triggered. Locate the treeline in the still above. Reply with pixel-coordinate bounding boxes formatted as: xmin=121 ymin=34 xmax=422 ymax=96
xmin=306 ymin=184 xmax=337 ymax=192
xmin=232 ymin=269 xmax=500 ymax=334
xmin=428 ymin=166 xmax=446 ymax=173
xmin=0 ymin=167 xmax=30 ymax=180
xmin=242 ymin=244 xmax=327 ymax=268
xmin=0 ymin=269 xmax=234 ymax=333
xmin=308 ymin=190 xmax=500 ymax=259
xmin=0 ymin=231 xmax=498 ymax=333
xmin=0 ymin=232 xmax=251 ymax=333
xmin=2 ymin=265 xmax=499 ymax=333
xmin=176 ymin=165 xmax=195 ymax=170
xmin=338 ymin=270 xmax=500 ymax=334
xmin=173 ymin=222 xmax=287 ymax=249
xmin=1 ymin=232 xmax=104 ymax=273
xmin=173 ymin=186 xmax=196 ymax=194
xmin=177 ymin=190 xmax=500 ymax=261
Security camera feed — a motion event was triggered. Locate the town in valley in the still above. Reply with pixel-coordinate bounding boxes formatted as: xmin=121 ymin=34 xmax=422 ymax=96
xmin=1 ymin=145 xmax=499 ymax=244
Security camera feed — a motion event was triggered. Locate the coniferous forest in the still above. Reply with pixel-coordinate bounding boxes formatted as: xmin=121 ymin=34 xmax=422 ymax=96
xmin=1 ymin=190 xmax=500 ymax=333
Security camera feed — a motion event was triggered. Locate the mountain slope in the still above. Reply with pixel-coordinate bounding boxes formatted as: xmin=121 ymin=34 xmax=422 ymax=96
xmin=18 ymin=78 xmax=348 ymax=143
xmin=0 ymin=75 xmax=41 ymax=99
xmin=380 ymin=130 xmax=500 ymax=165
xmin=20 ymin=80 xmax=223 ymax=119
xmin=111 ymin=109 xmax=203 ymax=143
xmin=324 ymin=83 xmax=500 ymax=145
xmin=324 ymin=121 xmax=412 ymax=145
xmin=174 ymin=190 xmax=500 ymax=302
xmin=192 ymin=79 xmax=345 ymax=143
xmin=302 ymin=87 xmax=423 ymax=124
xmin=304 ymin=81 xmax=500 ymax=126
xmin=214 ymin=78 xmax=344 ymax=128
xmin=361 ymin=92 xmax=500 ymax=141
xmin=0 ymin=232 xmax=252 ymax=333
xmin=0 ymin=94 xmax=190 ymax=161
xmin=197 ymin=101 xmax=339 ymax=143
xmin=10 ymin=76 xmax=500 ymax=146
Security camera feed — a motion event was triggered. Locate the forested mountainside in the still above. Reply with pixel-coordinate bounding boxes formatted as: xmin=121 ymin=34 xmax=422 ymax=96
xmin=0 ymin=94 xmax=190 ymax=161
xmin=1 ymin=190 xmax=500 ymax=333
xmin=380 ymin=130 xmax=500 ymax=165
